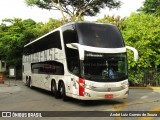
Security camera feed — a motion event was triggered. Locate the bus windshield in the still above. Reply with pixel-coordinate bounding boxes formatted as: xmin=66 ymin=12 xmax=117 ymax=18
xmin=82 ymin=52 xmax=128 ymax=82
xmin=77 ymin=23 xmax=124 ymax=48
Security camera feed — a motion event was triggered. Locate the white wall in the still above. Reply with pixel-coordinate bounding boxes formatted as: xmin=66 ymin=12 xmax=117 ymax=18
xmin=0 ymin=60 xmax=6 ymax=72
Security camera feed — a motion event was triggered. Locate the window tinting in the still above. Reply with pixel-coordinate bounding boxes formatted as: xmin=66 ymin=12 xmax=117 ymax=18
xmin=24 ymin=31 xmax=61 ymax=55
xmin=62 ymin=25 xmax=80 ymax=76
xmin=83 ymin=52 xmax=128 ymax=82
xmin=77 ymin=23 xmax=125 ymax=48
xmin=31 ymin=61 xmax=64 ymax=75
xmin=63 ymin=25 xmax=78 ymax=44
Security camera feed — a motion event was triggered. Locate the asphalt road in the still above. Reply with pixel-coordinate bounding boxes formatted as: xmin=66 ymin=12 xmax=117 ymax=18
xmin=0 ymin=80 xmax=160 ymax=120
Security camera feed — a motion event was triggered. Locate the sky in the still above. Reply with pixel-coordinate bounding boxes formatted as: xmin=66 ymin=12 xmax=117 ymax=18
xmin=0 ymin=0 xmax=145 ymax=23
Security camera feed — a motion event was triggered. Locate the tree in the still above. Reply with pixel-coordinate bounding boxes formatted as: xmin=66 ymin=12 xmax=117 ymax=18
xmin=37 ymin=18 xmax=63 ymax=36
xmin=0 ymin=18 xmax=38 ymax=69
xmin=25 ymin=0 xmax=121 ymax=22
xmin=122 ymin=13 xmax=160 ymax=70
xmin=0 ymin=18 xmax=63 ymax=75
xmin=97 ymin=15 xmax=126 ymax=31
xmin=138 ymin=0 xmax=160 ymax=16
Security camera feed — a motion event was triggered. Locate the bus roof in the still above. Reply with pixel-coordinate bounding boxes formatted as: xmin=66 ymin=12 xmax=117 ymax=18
xmin=24 ymin=21 xmax=116 ymax=48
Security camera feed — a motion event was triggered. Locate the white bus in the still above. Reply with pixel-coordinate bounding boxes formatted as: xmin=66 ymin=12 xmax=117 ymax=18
xmin=23 ymin=22 xmax=138 ymax=101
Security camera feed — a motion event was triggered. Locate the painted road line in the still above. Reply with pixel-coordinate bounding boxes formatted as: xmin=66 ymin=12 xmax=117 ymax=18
xmin=112 ymin=103 xmax=128 ymax=120
xmin=111 ymin=100 xmax=160 ymax=120
xmin=138 ymin=106 xmax=160 ymax=120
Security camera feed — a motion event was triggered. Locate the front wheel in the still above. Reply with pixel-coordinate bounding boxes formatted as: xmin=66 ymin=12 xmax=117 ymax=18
xmin=59 ymin=82 xmax=69 ymax=101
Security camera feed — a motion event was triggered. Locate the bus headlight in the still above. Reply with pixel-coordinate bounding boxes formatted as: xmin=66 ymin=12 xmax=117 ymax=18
xmin=79 ymin=83 xmax=85 ymax=87
xmin=85 ymin=85 xmax=92 ymax=89
xmin=121 ymin=81 xmax=129 ymax=89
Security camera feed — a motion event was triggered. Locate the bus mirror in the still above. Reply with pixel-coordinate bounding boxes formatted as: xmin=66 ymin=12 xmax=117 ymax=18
xmin=126 ymin=46 xmax=139 ymax=62
xmin=71 ymin=43 xmax=84 ymax=60
xmin=66 ymin=43 xmax=84 ymax=60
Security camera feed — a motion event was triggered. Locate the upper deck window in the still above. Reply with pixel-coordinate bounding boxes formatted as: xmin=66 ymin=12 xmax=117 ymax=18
xmin=24 ymin=31 xmax=61 ymax=55
xmin=76 ymin=23 xmax=125 ymax=48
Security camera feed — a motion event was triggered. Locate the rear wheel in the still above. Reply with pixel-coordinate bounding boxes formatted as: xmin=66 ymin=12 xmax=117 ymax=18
xmin=51 ymin=81 xmax=60 ymax=99
xmin=26 ymin=78 xmax=29 ymax=86
xmin=28 ymin=79 xmax=33 ymax=89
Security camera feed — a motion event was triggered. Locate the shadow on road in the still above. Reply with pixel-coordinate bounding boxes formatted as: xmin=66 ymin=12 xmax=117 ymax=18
xmin=30 ymin=86 xmax=124 ymax=106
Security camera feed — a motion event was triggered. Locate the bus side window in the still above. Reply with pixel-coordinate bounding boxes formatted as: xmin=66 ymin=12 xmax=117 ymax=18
xmin=31 ymin=61 xmax=64 ymax=75
xmin=72 ymin=66 xmax=79 ymax=76
xmin=55 ymin=62 xmax=64 ymax=75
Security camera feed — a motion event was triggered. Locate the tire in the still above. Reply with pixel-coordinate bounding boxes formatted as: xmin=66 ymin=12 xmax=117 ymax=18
xmin=26 ymin=79 xmax=29 ymax=86
xmin=59 ymin=82 xmax=69 ymax=101
xmin=51 ymin=81 xmax=60 ymax=99
xmin=28 ymin=79 xmax=33 ymax=89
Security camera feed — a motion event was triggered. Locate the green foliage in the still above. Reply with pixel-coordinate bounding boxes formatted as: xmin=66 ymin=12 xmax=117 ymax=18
xmin=25 ymin=0 xmax=121 ymax=22
xmin=0 ymin=18 xmax=38 ymax=68
xmin=0 ymin=18 xmax=63 ymax=70
xmin=36 ymin=18 xmax=64 ymax=37
xmin=97 ymin=15 xmax=126 ymax=31
xmin=0 ymin=11 xmax=160 ymax=84
xmin=138 ymin=0 xmax=160 ymax=16
xmin=97 ymin=13 xmax=160 ymax=85
xmin=122 ymin=13 xmax=160 ymax=69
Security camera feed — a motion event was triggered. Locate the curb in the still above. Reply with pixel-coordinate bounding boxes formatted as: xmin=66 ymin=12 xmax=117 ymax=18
xmin=129 ymin=87 xmax=160 ymax=90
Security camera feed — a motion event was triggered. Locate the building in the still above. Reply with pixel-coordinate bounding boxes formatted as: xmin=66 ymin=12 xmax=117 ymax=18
xmin=0 ymin=60 xmax=6 ymax=72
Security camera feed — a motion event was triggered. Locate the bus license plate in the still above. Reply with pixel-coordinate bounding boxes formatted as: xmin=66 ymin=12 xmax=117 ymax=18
xmin=105 ymin=94 xmax=113 ymax=98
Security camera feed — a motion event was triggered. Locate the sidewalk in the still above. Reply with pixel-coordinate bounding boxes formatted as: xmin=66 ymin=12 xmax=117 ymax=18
xmin=0 ymin=79 xmax=23 ymax=93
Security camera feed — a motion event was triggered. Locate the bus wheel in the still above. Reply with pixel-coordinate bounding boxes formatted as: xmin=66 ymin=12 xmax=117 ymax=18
xmin=26 ymin=79 xmax=29 ymax=86
xmin=60 ymin=82 xmax=69 ymax=101
xmin=51 ymin=81 xmax=60 ymax=99
xmin=29 ymin=79 xmax=33 ymax=89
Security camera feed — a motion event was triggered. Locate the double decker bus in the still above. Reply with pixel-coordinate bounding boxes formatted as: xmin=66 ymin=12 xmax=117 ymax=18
xmin=23 ymin=22 xmax=138 ymax=101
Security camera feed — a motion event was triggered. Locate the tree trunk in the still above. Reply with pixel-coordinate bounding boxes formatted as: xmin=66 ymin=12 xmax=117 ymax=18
xmin=57 ymin=0 xmax=67 ymax=22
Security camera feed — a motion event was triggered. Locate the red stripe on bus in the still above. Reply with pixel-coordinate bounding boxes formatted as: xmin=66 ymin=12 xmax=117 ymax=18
xmin=79 ymin=78 xmax=85 ymax=96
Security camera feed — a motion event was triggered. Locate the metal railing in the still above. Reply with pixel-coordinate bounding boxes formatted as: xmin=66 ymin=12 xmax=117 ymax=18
xmin=129 ymin=68 xmax=160 ymax=87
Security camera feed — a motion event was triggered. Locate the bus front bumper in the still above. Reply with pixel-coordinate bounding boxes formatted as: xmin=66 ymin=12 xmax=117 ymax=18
xmin=78 ymin=88 xmax=129 ymax=100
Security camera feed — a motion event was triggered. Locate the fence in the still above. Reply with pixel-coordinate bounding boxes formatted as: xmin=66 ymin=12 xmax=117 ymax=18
xmin=129 ymin=68 xmax=160 ymax=87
